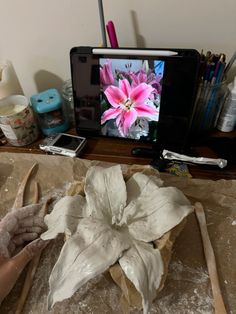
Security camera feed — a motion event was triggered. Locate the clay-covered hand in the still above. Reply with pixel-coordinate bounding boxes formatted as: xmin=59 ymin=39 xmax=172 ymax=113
xmin=0 ymin=204 xmax=48 ymax=303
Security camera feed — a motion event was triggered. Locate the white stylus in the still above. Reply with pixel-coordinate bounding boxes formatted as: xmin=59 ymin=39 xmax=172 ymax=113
xmin=93 ymin=48 xmax=178 ymax=56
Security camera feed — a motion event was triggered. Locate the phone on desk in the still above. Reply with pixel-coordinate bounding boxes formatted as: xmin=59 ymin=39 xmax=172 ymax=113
xmin=39 ymin=133 xmax=87 ymax=157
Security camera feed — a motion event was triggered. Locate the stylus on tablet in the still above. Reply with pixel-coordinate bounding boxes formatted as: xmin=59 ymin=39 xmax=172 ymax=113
xmin=93 ymin=48 xmax=178 ymax=56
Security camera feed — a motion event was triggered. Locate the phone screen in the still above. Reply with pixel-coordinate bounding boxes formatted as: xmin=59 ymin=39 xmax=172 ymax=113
xmin=53 ymin=135 xmax=84 ymax=150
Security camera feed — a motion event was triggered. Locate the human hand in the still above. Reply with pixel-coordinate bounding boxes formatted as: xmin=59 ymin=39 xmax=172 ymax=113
xmin=0 ymin=204 xmax=48 ymax=303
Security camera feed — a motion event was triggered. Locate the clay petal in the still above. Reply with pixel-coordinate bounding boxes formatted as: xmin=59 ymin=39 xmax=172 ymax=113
xmin=120 ymin=173 xmax=164 ymax=225
xmin=41 ymin=195 xmax=85 ymax=240
xmin=125 ymin=172 xmax=163 ymax=206
xmin=119 ymin=240 xmax=164 ymax=314
xmin=84 ymin=165 xmax=127 ymax=223
xmin=127 ymin=186 xmax=193 ymax=242
xmin=47 ymin=217 xmax=130 ymax=309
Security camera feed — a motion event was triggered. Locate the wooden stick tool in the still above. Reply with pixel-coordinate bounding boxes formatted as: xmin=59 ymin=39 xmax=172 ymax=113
xmin=194 ymin=202 xmax=227 ymax=314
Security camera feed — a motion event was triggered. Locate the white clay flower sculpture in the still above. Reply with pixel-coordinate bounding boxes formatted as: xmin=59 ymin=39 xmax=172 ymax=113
xmin=41 ymin=165 xmax=193 ymax=313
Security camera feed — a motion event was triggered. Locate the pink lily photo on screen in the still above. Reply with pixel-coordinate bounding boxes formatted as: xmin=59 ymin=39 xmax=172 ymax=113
xmin=100 ymin=58 xmax=165 ymax=141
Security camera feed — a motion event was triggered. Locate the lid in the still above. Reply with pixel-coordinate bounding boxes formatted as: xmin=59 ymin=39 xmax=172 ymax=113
xmin=30 ymin=89 xmax=62 ymax=113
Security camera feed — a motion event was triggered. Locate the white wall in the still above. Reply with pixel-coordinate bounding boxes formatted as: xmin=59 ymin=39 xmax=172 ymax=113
xmin=0 ymin=0 xmax=235 ymax=98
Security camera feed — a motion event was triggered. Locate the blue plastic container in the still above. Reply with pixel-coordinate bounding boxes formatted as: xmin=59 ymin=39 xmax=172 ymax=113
xmin=30 ymin=88 xmax=69 ymax=135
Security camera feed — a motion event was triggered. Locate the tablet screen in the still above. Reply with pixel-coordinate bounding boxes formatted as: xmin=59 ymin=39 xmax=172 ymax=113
xmin=100 ymin=58 xmax=165 ymax=141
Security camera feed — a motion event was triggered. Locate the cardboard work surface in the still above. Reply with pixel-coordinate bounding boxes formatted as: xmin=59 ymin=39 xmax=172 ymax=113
xmin=0 ymin=152 xmax=235 ymax=314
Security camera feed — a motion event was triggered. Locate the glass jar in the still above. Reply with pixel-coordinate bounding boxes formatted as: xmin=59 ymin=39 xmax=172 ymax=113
xmin=61 ymin=79 xmax=75 ymax=127
xmin=192 ymin=80 xmax=229 ymax=134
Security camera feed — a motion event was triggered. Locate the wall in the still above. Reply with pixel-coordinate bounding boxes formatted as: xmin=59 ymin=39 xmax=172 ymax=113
xmin=0 ymin=0 xmax=235 ymax=98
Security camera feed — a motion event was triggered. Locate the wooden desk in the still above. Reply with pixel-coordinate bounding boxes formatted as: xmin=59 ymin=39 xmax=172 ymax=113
xmin=0 ymin=130 xmax=236 ymax=180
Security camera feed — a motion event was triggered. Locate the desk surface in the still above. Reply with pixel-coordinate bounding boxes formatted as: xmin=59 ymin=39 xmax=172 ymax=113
xmin=0 ymin=130 xmax=236 ymax=180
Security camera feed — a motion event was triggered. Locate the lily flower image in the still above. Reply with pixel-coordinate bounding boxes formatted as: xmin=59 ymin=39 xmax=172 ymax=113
xmin=100 ymin=60 xmax=114 ymax=85
xmin=41 ymin=165 xmax=193 ymax=313
xmin=130 ymin=69 xmax=162 ymax=95
xmin=101 ymin=79 xmax=159 ymax=136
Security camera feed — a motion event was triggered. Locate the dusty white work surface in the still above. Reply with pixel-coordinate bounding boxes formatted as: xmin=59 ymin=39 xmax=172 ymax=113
xmin=0 ymin=153 xmax=235 ymax=314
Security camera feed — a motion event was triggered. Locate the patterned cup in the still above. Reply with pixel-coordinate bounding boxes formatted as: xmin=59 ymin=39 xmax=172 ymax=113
xmin=0 ymin=95 xmax=39 ymax=146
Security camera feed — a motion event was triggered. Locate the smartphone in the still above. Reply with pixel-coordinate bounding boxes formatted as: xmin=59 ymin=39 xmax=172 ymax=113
xmin=39 ymin=133 xmax=87 ymax=157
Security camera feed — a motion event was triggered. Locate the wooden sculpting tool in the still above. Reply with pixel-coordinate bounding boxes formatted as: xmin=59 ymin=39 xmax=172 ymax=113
xmin=194 ymin=202 xmax=227 ymax=314
xmin=12 ymin=163 xmax=37 ymax=209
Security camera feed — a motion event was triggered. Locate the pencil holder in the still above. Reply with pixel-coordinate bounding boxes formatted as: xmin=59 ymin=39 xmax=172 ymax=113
xmin=191 ymin=81 xmax=229 ymax=134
